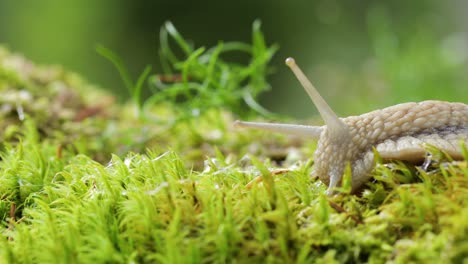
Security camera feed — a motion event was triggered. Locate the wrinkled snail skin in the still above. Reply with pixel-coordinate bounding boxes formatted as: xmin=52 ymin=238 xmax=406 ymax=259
xmin=316 ymin=100 xmax=468 ymax=195
xmin=235 ymin=57 xmax=468 ymax=195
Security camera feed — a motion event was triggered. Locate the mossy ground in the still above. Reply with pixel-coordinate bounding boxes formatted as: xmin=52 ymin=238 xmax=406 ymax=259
xmin=0 ymin=45 xmax=467 ymax=263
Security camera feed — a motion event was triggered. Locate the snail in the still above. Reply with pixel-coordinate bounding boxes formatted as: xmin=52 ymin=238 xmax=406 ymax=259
xmin=235 ymin=57 xmax=468 ymax=195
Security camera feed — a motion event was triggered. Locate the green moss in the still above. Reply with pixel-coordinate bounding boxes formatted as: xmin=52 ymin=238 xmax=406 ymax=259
xmin=0 ymin=134 xmax=466 ymax=262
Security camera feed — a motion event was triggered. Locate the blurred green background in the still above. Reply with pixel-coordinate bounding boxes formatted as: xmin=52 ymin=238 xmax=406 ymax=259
xmin=1 ymin=0 xmax=467 ymax=118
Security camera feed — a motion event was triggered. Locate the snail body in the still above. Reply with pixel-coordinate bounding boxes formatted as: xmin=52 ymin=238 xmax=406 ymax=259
xmin=235 ymin=58 xmax=468 ymax=195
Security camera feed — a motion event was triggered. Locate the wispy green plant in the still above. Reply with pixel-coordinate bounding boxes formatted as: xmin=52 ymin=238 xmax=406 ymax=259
xmin=98 ymin=20 xmax=278 ymax=121
xmin=96 ymin=46 xmax=152 ymax=116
